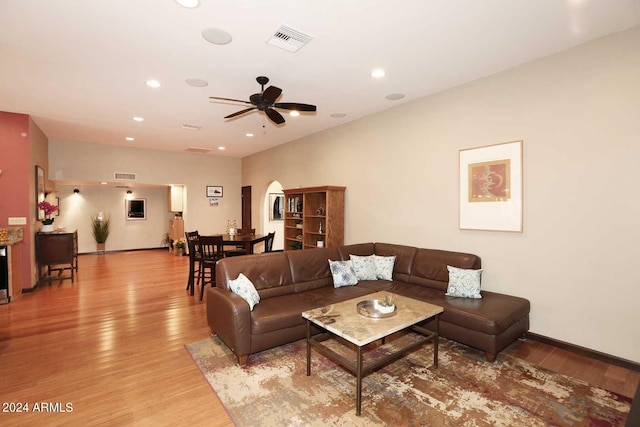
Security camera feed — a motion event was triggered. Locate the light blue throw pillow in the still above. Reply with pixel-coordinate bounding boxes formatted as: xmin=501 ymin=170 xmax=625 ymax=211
xmin=228 ymin=273 xmax=260 ymax=310
xmin=350 ymin=254 xmax=378 ymax=281
xmin=373 ymin=255 xmax=396 ymax=281
xmin=445 ymin=265 xmax=483 ymax=299
xmin=328 ymin=259 xmax=358 ymax=287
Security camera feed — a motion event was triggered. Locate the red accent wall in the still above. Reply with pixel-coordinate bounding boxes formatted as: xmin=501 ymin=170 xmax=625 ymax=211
xmin=0 ymin=111 xmax=32 ymax=292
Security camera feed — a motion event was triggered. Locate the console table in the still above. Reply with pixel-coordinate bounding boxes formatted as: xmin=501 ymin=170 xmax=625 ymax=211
xmin=35 ymin=230 xmax=78 ymax=284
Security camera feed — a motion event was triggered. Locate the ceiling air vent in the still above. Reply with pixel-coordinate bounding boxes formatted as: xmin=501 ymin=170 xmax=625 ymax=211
xmin=114 ymin=172 xmax=137 ymax=181
xmin=267 ymin=25 xmax=312 ymax=52
xmin=181 ymin=124 xmax=201 ymax=131
xmin=186 ymin=147 xmax=211 ymax=154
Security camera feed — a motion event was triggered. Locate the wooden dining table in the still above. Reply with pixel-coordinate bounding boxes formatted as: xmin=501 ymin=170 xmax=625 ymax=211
xmin=220 ymin=233 xmax=268 ymax=255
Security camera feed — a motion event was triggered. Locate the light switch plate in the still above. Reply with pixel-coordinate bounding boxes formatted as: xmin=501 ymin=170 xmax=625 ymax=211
xmin=8 ymin=217 xmax=27 ymax=225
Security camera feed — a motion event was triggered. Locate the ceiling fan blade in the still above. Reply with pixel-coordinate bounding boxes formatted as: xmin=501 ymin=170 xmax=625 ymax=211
xmin=262 ymin=86 xmax=282 ymax=103
xmin=210 ymin=96 xmax=252 ymax=105
xmin=273 ymin=102 xmax=317 ymax=112
xmin=265 ymin=108 xmax=285 ymax=125
xmin=224 ymin=107 xmax=256 ymax=119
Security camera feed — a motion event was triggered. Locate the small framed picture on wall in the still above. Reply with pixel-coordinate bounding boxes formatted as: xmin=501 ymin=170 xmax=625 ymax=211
xmin=206 ymin=186 xmax=223 ymax=198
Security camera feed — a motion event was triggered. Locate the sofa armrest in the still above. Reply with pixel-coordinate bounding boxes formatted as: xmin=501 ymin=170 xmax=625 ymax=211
xmin=206 ymin=287 xmax=252 ymax=360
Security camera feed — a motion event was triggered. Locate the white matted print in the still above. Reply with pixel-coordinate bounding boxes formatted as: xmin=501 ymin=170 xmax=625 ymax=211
xmin=459 ymin=140 xmax=523 ymax=232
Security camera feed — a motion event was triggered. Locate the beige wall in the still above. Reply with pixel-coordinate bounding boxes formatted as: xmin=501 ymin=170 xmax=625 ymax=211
xmin=243 ymin=28 xmax=640 ymax=362
xmin=49 ymin=140 xmax=242 ymax=239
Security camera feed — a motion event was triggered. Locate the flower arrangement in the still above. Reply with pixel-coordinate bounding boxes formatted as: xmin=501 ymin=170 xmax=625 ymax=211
xmin=38 ymin=200 xmax=59 ymax=225
xmin=174 ymin=237 xmax=186 ymax=249
xmin=375 ymin=295 xmax=395 ymax=314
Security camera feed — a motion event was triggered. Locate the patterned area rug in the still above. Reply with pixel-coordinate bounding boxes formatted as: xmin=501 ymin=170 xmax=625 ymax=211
xmin=186 ymin=333 xmax=631 ymax=426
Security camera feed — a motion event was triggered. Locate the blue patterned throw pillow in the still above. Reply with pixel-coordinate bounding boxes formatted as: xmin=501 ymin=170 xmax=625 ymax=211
xmin=328 ymin=259 xmax=358 ymax=287
xmin=350 ymin=254 xmax=378 ymax=281
xmin=445 ymin=265 xmax=483 ymax=299
xmin=228 ymin=273 xmax=260 ymax=310
xmin=373 ymin=255 xmax=396 ymax=281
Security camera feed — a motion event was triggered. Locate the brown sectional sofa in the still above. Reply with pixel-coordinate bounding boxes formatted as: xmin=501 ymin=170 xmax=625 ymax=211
xmin=206 ymin=242 xmax=530 ymax=365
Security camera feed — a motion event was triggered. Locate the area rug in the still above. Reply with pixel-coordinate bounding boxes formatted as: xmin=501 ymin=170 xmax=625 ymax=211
xmin=186 ymin=333 xmax=631 ymax=426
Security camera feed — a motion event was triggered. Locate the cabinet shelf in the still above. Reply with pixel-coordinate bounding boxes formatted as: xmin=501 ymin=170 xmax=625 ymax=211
xmin=283 ymin=186 xmax=345 ymax=251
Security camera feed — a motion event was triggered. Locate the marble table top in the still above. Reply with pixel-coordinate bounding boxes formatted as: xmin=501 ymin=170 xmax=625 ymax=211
xmin=302 ymin=291 xmax=443 ymax=346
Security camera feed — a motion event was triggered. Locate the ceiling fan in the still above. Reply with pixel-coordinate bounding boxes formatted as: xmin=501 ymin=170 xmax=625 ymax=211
xmin=209 ymin=76 xmax=316 ymax=125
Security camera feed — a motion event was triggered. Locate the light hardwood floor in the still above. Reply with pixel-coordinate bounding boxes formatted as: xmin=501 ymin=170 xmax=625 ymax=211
xmin=1 ymin=250 xmax=637 ymax=426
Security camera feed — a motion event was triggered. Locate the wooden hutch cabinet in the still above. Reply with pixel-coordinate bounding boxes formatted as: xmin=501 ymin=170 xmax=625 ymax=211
xmin=35 ymin=230 xmax=78 ymax=284
xmin=283 ymin=186 xmax=345 ymax=251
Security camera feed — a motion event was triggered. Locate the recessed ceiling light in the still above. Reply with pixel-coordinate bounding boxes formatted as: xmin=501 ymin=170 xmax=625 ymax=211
xmin=386 ymin=93 xmax=405 ymax=101
xmin=146 ymin=79 xmax=161 ymax=88
xmin=289 ymin=111 xmax=300 ymax=117
xmin=330 ymin=113 xmax=347 ymax=118
xmin=202 ymin=28 xmax=233 ymax=45
xmin=100 ymin=182 xmax=108 ymax=185
xmin=185 ymin=78 xmax=209 ymax=87
xmin=371 ymin=69 xmax=386 ymax=78
xmin=133 ymin=116 xmax=144 ymax=122
xmin=218 ymin=146 xmax=226 ymax=150
xmin=246 ymin=133 xmax=254 ymax=137
xmin=125 ymin=137 xmax=135 ymax=141
xmin=175 ymin=0 xmax=199 ymax=8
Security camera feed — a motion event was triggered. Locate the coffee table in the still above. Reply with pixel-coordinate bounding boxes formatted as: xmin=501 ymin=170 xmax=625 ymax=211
xmin=302 ymin=291 xmax=443 ymax=415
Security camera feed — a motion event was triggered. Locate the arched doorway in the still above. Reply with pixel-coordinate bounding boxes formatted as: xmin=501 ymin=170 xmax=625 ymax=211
xmin=262 ymin=181 xmax=284 ymax=251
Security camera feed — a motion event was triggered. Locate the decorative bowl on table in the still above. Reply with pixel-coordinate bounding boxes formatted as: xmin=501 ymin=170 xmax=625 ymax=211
xmin=357 ymin=297 xmax=397 ymax=318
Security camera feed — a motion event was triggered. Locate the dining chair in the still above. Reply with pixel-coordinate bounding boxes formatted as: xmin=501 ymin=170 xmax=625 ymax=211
xmin=185 ymin=230 xmax=201 ymax=296
xmin=263 ymin=231 xmax=276 ymax=253
xmin=198 ymin=235 xmax=225 ymax=301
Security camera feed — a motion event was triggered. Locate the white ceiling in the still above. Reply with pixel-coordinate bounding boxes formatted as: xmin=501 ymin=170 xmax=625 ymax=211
xmin=1 ymin=0 xmax=639 ymax=158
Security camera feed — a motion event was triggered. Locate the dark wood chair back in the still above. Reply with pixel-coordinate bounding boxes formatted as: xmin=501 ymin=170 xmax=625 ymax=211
xmin=199 ymin=235 xmax=225 ymax=261
xmin=264 ymin=231 xmax=276 ymax=252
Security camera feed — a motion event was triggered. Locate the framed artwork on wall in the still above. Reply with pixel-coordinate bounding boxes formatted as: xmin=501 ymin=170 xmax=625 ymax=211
xmin=269 ymin=193 xmax=284 ymax=221
xmin=126 ymin=198 xmax=147 ymax=220
xmin=206 ymin=186 xmax=223 ymax=198
xmin=459 ymin=140 xmax=523 ymax=232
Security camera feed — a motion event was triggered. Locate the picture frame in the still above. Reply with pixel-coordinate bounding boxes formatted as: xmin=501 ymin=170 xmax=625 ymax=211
xmin=206 ymin=186 xmax=223 ymax=198
xmin=126 ymin=198 xmax=147 ymax=220
xmin=36 ymin=165 xmax=45 ymax=220
xmin=269 ymin=193 xmax=284 ymax=221
xmin=459 ymin=140 xmax=523 ymax=232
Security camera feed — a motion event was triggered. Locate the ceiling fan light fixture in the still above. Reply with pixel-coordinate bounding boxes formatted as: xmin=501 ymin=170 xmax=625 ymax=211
xmin=202 ymin=28 xmax=233 ymax=45
xmin=289 ymin=111 xmax=300 ymax=117
xmin=175 ymin=0 xmax=199 ymax=8
xmin=386 ymin=93 xmax=405 ymax=101
xmin=185 ymin=78 xmax=208 ymax=87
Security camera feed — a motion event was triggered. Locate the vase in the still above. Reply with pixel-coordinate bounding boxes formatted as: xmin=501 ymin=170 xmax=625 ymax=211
xmin=41 ymin=223 xmax=55 ymax=233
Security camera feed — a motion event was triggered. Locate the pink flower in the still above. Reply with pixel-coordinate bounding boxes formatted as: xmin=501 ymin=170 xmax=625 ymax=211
xmin=38 ymin=200 xmax=59 ymax=217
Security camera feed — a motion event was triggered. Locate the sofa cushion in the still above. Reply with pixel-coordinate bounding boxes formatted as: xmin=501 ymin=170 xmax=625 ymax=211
xmin=445 ymin=265 xmax=483 ymax=299
xmin=378 ymin=281 xmax=530 ymax=336
xmin=228 ymin=273 xmax=260 ymax=311
xmin=287 ymin=247 xmax=340 ymax=293
xmin=337 ymin=243 xmax=375 ymax=259
xmin=250 ymin=286 xmax=374 ymax=335
xmin=328 ymin=260 xmax=358 ymax=287
xmin=408 ymin=248 xmax=481 ymax=291
xmin=216 ymin=252 xmax=294 ymax=300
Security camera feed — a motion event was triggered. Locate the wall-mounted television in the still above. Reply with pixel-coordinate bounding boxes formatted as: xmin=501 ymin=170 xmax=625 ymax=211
xmin=126 ymin=198 xmax=146 ymax=220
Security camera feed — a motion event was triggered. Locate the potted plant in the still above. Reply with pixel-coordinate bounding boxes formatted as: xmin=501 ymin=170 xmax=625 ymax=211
xmin=161 ymin=233 xmax=172 ymax=252
xmin=91 ymin=213 xmax=111 ymax=253
xmin=173 ymin=237 xmax=186 ymax=256
xmin=38 ymin=200 xmax=59 ymax=232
